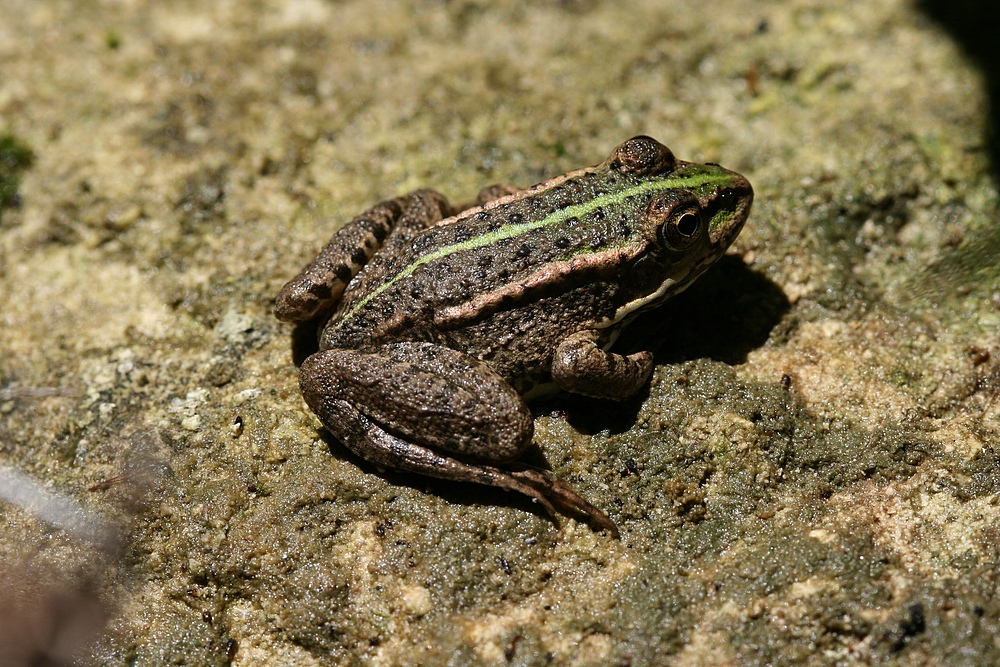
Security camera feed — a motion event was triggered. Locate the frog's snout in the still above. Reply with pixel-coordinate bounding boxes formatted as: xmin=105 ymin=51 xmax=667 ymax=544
xmin=707 ymin=172 xmax=753 ymax=247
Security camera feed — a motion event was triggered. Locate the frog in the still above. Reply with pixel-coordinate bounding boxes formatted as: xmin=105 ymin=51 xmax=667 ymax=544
xmin=275 ymin=136 xmax=753 ymax=536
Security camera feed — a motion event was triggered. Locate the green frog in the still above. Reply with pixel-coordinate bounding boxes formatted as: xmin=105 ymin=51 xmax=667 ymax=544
xmin=275 ymin=136 xmax=752 ymax=536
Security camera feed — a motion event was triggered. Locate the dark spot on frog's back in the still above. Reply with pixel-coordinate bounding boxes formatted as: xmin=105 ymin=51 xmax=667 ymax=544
xmin=411 ymin=235 xmax=438 ymax=255
xmin=350 ymin=247 xmax=368 ymax=266
xmin=529 ymin=197 xmax=551 ymax=215
xmin=453 ymin=228 xmax=474 ymax=243
xmin=613 ymin=217 xmax=631 ymax=241
xmin=504 ymin=212 xmax=525 ymax=227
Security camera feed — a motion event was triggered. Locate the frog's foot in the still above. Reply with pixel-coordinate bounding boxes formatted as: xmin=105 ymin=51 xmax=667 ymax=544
xmin=507 ymin=468 xmax=620 ymax=537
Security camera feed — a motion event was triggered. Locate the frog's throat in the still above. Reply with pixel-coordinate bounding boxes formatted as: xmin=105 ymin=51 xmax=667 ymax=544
xmin=334 ymin=171 xmax=736 ymax=329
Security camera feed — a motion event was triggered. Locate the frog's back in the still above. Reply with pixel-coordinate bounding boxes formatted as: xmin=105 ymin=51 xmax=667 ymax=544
xmin=318 ymin=136 xmax=753 ymax=389
xmin=318 ymin=171 xmax=644 ymax=377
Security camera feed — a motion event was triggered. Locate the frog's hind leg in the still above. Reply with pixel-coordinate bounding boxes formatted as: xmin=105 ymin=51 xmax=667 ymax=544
xmin=309 ymin=396 xmax=617 ymax=536
xmin=316 ymin=395 xmax=561 ymax=516
xmin=275 ymin=189 xmax=452 ymax=323
xmin=298 ymin=342 xmax=619 ymax=535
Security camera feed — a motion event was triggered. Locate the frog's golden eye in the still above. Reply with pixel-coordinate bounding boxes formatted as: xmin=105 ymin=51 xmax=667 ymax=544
xmin=660 ymin=208 xmax=704 ymax=250
xmin=648 ymin=195 xmax=704 ymax=251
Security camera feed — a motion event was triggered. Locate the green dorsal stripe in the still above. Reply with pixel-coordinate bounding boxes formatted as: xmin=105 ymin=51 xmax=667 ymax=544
xmin=337 ymin=171 xmax=734 ymax=325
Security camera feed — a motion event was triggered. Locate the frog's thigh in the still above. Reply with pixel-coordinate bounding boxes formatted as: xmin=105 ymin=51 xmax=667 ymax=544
xmin=551 ymin=329 xmax=653 ymax=400
xmin=310 ymin=395 xmax=571 ymax=517
xmin=275 ymin=190 xmax=451 ymax=323
xmin=377 ymin=189 xmax=455 ymax=257
xmin=299 ymin=342 xmax=533 ymax=463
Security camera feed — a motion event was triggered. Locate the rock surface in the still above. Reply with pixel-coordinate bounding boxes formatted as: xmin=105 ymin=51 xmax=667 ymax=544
xmin=1 ymin=1 xmax=998 ymax=665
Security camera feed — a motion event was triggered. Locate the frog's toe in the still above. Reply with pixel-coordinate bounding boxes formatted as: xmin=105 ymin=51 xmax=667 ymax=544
xmin=509 ymin=468 xmax=620 ymax=538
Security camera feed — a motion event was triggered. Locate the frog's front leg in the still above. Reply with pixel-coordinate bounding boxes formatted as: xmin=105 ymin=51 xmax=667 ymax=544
xmin=274 ymin=190 xmax=452 ymax=323
xmin=300 ymin=341 xmax=618 ymax=535
xmin=551 ymin=329 xmax=654 ymax=400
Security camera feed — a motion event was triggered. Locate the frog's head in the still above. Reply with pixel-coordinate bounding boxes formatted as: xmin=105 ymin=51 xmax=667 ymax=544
xmin=603 ymin=136 xmax=754 ymax=319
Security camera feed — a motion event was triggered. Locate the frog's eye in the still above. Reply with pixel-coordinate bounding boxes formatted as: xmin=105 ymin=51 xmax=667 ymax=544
xmin=661 ymin=208 xmax=704 ymax=250
xmin=648 ymin=195 xmax=704 ymax=251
